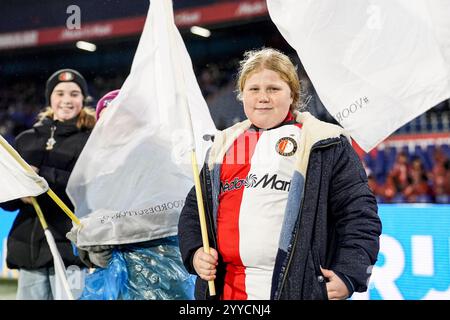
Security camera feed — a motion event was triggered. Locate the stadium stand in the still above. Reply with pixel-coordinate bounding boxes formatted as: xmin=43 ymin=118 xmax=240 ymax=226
xmin=1 ymin=0 xmax=449 ymax=203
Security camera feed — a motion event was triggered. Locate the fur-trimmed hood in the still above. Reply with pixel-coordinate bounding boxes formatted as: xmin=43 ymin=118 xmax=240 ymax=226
xmin=208 ymin=111 xmax=349 ymax=176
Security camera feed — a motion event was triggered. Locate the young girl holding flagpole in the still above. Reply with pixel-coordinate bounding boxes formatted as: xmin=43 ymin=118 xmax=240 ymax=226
xmin=0 ymin=69 xmax=95 ymax=299
xmin=178 ymin=48 xmax=382 ymax=300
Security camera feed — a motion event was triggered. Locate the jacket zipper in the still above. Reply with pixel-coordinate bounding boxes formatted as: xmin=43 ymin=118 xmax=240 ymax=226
xmin=205 ymin=210 xmax=217 ymax=299
xmin=203 ymin=168 xmax=218 ymax=299
xmin=30 ymin=124 xmax=56 ymax=267
xmin=30 ymin=215 xmax=39 ymax=267
xmin=203 ymin=168 xmax=217 ymax=248
xmin=275 ymin=140 xmax=340 ymax=299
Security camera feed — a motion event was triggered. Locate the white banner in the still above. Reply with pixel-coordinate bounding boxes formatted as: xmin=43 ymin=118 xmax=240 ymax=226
xmin=66 ymin=0 xmax=216 ymax=246
xmin=44 ymin=229 xmax=74 ymax=300
xmin=267 ymin=0 xmax=450 ymax=152
xmin=0 ymin=135 xmax=48 ymax=203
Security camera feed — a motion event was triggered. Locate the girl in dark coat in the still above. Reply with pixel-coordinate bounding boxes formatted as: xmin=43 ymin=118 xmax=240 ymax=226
xmin=0 ymin=69 xmax=96 ymax=299
xmin=178 ymin=48 xmax=382 ymax=300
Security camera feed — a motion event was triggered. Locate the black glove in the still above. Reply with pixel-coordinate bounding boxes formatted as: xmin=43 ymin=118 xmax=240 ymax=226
xmin=77 ymin=245 xmax=114 ymax=268
xmin=67 ymin=225 xmax=114 ymax=268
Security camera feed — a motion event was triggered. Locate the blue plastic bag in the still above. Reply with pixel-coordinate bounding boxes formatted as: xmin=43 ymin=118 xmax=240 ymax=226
xmin=79 ymin=250 xmax=129 ymax=300
xmin=79 ymin=236 xmax=195 ymax=300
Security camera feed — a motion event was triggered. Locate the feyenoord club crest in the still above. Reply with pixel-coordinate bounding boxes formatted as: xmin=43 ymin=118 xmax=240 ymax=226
xmin=58 ymin=71 xmax=74 ymax=81
xmin=276 ymin=137 xmax=297 ymax=156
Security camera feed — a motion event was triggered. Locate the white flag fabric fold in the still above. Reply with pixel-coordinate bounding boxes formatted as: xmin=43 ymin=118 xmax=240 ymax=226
xmin=44 ymin=229 xmax=74 ymax=300
xmin=67 ymin=0 xmax=216 ymax=246
xmin=267 ymin=0 xmax=450 ymax=152
xmin=0 ymin=135 xmax=49 ymax=203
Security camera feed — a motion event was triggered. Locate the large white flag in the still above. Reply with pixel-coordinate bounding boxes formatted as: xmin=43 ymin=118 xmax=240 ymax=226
xmin=67 ymin=0 xmax=216 ymax=246
xmin=46 ymin=227 xmax=75 ymax=300
xmin=0 ymin=135 xmax=48 ymax=203
xmin=267 ymin=0 xmax=450 ymax=152
xmin=1 ymin=136 xmax=75 ymax=300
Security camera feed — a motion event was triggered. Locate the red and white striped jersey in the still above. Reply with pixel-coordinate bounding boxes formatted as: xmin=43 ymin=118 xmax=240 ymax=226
xmin=217 ymin=117 xmax=302 ymax=300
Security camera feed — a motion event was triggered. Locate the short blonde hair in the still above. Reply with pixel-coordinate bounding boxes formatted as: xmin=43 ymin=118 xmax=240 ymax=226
xmin=236 ymin=48 xmax=301 ymax=111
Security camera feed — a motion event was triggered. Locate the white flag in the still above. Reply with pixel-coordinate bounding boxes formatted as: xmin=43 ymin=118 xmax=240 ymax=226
xmin=267 ymin=0 xmax=450 ymax=152
xmin=67 ymin=0 xmax=216 ymax=246
xmin=0 ymin=135 xmax=48 ymax=203
xmin=44 ymin=229 xmax=74 ymax=300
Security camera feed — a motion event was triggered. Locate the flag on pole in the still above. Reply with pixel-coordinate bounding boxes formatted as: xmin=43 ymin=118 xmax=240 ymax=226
xmin=267 ymin=0 xmax=450 ymax=152
xmin=45 ymin=227 xmax=75 ymax=300
xmin=67 ymin=0 xmax=216 ymax=246
xmin=29 ymin=197 xmax=75 ymax=300
xmin=0 ymin=134 xmax=48 ymax=203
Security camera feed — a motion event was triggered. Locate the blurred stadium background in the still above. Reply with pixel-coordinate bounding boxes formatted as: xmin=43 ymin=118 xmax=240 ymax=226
xmin=0 ymin=0 xmax=449 ymax=300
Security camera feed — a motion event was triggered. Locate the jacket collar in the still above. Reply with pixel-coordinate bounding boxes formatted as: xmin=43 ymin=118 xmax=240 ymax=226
xmin=208 ymin=111 xmax=349 ymax=171
xmin=249 ymin=112 xmax=297 ymax=131
xmin=34 ymin=116 xmax=80 ymax=136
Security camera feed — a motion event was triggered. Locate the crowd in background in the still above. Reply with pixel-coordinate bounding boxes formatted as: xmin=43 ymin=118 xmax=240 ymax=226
xmin=364 ymin=145 xmax=450 ymax=204
xmin=1 ymin=62 xmax=449 ymax=204
xmin=0 ymin=62 xmax=239 ymax=142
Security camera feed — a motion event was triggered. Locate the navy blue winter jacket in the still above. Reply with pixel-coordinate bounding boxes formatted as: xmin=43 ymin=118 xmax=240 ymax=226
xmin=178 ymin=112 xmax=381 ymax=300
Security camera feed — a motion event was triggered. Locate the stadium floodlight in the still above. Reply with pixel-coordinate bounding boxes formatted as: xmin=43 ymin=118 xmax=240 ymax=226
xmin=190 ymin=26 xmax=211 ymax=38
xmin=76 ymin=41 xmax=97 ymax=52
